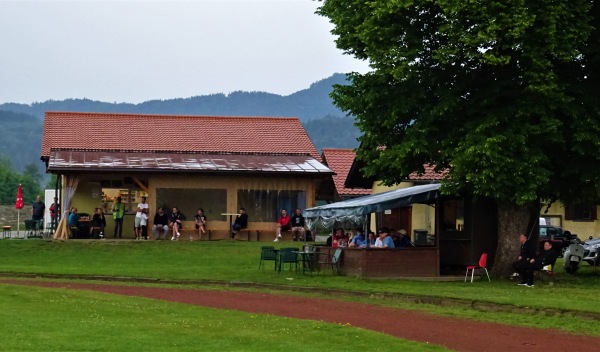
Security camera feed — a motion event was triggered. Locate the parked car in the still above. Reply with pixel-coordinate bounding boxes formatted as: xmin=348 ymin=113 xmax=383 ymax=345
xmin=582 ymin=236 xmax=600 ymax=266
xmin=539 ymin=225 xmax=577 ymax=256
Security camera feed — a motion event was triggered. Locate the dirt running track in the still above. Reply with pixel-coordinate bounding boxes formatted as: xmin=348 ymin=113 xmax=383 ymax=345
xmin=2 ymin=279 xmax=599 ymax=352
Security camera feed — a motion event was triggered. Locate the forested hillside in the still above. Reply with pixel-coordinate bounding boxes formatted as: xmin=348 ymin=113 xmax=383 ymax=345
xmin=0 ymin=110 xmax=43 ymax=171
xmin=0 ymin=74 xmax=350 ymax=122
xmin=0 ymin=73 xmax=360 ymax=177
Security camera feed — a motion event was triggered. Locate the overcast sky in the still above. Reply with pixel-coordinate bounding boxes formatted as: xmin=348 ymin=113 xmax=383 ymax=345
xmin=0 ymin=0 xmax=369 ymax=104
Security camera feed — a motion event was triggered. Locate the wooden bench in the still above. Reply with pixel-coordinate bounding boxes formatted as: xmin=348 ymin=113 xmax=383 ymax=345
xmin=174 ymin=221 xmax=212 ymax=240
xmin=255 ymin=229 xmax=304 ymax=242
xmin=232 ymin=228 xmax=260 ymax=241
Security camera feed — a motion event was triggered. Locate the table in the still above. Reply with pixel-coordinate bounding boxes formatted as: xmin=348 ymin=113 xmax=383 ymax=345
xmin=78 ymin=219 xmax=91 ymax=239
xmin=221 ymin=213 xmax=239 ymax=239
xmin=292 ymin=250 xmax=316 ymax=275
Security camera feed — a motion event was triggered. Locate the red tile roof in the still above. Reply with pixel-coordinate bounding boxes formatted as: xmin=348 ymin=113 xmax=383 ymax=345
xmin=321 ymin=148 xmax=372 ymax=196
xmin=42 ymin=112 xmax=320 ymax=160
xmin=408 ymin=164 xmax=447 ymax=181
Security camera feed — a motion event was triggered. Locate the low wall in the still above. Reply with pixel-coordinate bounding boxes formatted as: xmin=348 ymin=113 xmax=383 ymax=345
xmin=318 ymin=246 xmax=440 ymax=278
xmin=0 ymin=205 xmax=28 ymax=227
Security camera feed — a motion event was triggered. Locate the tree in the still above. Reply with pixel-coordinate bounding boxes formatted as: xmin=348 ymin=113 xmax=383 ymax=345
xmin=318 ymin=0 xmax=600 ymax=276
xmin=0 ymin=157 xmax=42 ymax=204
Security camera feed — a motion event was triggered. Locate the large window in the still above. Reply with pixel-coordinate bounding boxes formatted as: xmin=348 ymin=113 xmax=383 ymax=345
xmin=565 ymin=204 xmax=597 ymax=221
xmin=237 ymin=190 xmax=306 ymax=222
xmin=156 ymin=188 xmax=227 ymax=221
xmin=101 ymin=187 xmax=146 ymax=215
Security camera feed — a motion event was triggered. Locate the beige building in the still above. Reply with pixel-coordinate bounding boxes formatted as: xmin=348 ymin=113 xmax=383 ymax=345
xmin=41 ymin=112 xmax=333 ymax=240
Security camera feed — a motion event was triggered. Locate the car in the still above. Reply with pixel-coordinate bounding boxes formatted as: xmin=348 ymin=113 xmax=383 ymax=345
xmin=538 ymin=225 xmax=577 ymax=256
xmin=582 ymin=236 xmax=600 ymax=265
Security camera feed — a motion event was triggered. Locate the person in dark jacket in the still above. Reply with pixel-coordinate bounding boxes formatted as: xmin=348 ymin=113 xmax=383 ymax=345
xmin=231 ymin=207 xmax=248 ymax=239
xmin=513 ymin=233 xmax=536 ymax=285
xmin=519 ymin=241 xmax=558 ymax=287
xmin=91 ymin=207 xmax=106 ymax=238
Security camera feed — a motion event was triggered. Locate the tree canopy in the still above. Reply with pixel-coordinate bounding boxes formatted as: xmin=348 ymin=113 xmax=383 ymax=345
xmin=319 ymin=0 xmax=600 ymax=274
xmin=318 ymin=0 xmax=600 ymax=207
xmin=0 ymin=157 xmax=43 ymax=204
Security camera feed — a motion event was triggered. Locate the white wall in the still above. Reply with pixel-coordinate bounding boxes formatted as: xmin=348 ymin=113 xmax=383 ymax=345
xmin=44 ymin=189 xmax=58 ymax=226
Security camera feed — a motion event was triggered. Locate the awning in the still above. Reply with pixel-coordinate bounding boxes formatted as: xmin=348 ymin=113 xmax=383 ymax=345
xmin=47 ymin=150 xmax=334 ymax=175
xmin=304 ymin=183 xmax=441 ymax=220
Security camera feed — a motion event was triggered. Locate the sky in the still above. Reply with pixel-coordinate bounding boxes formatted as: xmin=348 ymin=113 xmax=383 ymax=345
xmin=0 ymin=0 xmax=369 ymax=104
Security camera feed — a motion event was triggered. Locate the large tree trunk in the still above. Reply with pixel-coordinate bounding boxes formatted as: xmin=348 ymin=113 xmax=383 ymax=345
xmin=491 ymin=200 xmax=536 ymax=277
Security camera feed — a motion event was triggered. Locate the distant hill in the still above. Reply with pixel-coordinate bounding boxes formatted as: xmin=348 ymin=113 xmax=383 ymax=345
xmin=0 ymin=73 xmax=360 ymax=173
xmin=0 ymin=110 xmax=43 ymax=172
xmin=0 ymin=73 xmax=350 ymax=122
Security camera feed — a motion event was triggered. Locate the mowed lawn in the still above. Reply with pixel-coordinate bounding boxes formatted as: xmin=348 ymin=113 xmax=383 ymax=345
xmin=1 ymin=240 xmax=600 ymax=338
xmin=0 ymin=284 xmax=446 ymax=351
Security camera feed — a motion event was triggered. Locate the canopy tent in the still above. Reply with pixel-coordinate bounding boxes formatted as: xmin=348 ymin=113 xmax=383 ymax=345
xmin=304 ymin=183 xmax=441 ymax=230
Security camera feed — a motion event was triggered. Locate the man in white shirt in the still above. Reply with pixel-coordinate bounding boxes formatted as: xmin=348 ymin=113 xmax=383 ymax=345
xmin=134 ymin=196 xmax=149 ymax=240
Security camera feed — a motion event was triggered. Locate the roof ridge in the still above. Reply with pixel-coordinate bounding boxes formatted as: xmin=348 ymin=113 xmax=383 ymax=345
xmin=49 ymin=147 xmax=312 ymax=156
xmin=45 ymin=111 xmax=299 ymax=120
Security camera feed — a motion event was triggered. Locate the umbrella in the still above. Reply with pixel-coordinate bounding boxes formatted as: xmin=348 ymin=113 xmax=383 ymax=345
xmin=15 ymin=184 xmax=24 ymax=238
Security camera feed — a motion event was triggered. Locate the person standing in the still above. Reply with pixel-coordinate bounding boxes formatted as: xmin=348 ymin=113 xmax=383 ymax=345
xmin=513 ymin=233 xmax=536 ymax=285
xmin=273 ymin=209 xmax=290 ymax=242
xmin=32 ymin=195 xmax=45 ymax=231
xmin=152 ymin=207 xmax=169 ymax=240
xmin=290 ymin=208 xmax=306 ymax=241
xmin=112 ymin=197 xmax=125 ymax=238
xmin=169 ymin=207 xmax=184 ymax=240
xmin=134 ymin=196 xmax=149 ymax=240
xmin=231 ymin=207 xmax=248 ymax=239
xmin=49 ymin=197 xmax=60 ymax=231
xmin=194 ymin=208 xmax=207 ymax=240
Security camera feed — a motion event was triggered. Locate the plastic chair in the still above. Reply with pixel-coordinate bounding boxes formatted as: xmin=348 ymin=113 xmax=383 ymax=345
xmin=318 ymin=248 xmax=342 ymax=275
xmin=259 ymin=246 xmax=278 ymax=270
xmin=278 ymin=247 xmax=299 ymax=272
xmin=465 ymin=253 xmax=491 ymax=282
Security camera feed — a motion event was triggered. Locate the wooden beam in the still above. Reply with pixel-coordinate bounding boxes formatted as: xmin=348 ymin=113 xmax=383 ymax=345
xmin=132 ymin=177 xmax=149 ymax=194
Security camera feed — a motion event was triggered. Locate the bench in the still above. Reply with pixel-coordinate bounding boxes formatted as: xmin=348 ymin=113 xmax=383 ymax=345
xmin=256 ymin=229 xmax=307 ymax=242
xmin=535 ymin=256 xmax=558 ymax=285
xmin=232 ymin=228 xmax=260 ymax=241
xmin=179 ymin=221 xmax=212 ymax=240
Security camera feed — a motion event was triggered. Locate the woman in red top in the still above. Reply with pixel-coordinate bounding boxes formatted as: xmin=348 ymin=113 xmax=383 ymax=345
xmin=274 ymin=209 xmax=291 ymax=242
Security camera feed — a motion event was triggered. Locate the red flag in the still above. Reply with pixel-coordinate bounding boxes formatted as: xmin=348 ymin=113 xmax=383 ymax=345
xmin=15 ymin=184 xmax=24 ymax=210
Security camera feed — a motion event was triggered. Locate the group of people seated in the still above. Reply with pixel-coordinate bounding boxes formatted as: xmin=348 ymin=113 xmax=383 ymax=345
xmin=512 ymin=234 xmax=558 ymax=287
xmin=67 ymin=207 xmax=106 ymax=238
xmin=151 ymin=206 xmax=212 ymax=241
xmin=326 ymin=227 xmax=414 ymax=249
xmin=273 ymin=208 xmax=307 ymax=242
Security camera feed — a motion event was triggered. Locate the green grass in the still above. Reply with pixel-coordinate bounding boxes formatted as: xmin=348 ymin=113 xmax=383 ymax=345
xmin=1 ymin=239 xmax=600 ymax=336
xmin=0 ymin=284 xmax=446 ymax=351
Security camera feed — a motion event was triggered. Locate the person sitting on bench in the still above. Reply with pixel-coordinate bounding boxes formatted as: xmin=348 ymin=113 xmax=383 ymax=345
xmin=231 ymin=207 xmax=248 ymax=239
xmin=518 ymin=240 xmax=558 ymax=287
xmin=274 ymin=209 xmax=290 ymax=242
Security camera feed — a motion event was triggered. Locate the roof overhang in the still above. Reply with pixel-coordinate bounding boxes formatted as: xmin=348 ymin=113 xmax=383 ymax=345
xmin=304 ymin=183 xmax=441 ymax=219
xmin=46 ymin=150 xmax=334 ymax=175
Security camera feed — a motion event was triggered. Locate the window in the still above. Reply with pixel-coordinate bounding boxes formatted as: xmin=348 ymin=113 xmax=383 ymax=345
xmin=101 ymin=187 xmax=146 ymax=215
xmin=156 ymin=188 xmax=227 ymax=221
xmin=565 ymin=204 xmax=597 ymax=221
xmin=237 ymin=190 xmax=306 ymax=222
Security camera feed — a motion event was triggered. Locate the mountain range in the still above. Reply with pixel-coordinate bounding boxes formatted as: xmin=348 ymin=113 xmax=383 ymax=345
xmin=0 ymin=73 xmax=361 ymax=173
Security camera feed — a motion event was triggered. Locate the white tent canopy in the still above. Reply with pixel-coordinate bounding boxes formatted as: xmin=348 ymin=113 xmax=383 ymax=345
xmin=304 ymin=183 xmax=441 ymax=230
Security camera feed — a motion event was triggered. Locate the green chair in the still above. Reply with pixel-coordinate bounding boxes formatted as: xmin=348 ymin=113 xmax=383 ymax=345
xmin=259 ymin=246 xmax=278 ymax=270
xmin=278 ymin=247 xmax=300 ymax=272
xmin=318 ymin=248 xmax=343 ymax=275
